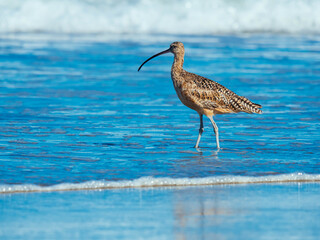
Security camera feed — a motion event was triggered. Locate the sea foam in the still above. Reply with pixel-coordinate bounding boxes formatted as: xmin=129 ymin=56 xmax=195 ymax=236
xmin=0 ymin=0 xmax=319 ymax=35
xmin=1 ymin=173 xmax=320 ymax=194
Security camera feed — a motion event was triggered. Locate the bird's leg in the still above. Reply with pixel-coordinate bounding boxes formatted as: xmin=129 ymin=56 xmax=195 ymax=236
xmin=195 ymin=114 xmax=204 ymax=148
xmin=208 ymin=115 xmax=220 ymax=149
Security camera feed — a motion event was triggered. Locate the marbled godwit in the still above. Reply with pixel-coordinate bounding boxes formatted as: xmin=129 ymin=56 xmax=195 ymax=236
xmin=138 ymin=42 xmax=262 ymax=149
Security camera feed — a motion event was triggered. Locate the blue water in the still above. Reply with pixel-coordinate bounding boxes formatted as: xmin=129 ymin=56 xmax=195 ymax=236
xmin=1 ymin=1 xmax=320 ymax=239
xmin=1 ymin=34 xmax=319 ymax=189
xmin=1 ymin=183 xmax=320 ymax=239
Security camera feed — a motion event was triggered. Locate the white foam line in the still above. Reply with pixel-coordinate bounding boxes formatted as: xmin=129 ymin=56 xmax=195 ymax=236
xmin=1 ymin=173 xmax=320 ymax=194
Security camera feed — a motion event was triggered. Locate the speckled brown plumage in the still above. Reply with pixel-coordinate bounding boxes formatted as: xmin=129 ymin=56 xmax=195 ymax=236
xmin=169 ymin=42 xmax=262 ymax=117
xmin=138 ymin=41 xmax=262 ymax=149
xmin=173 ymin=70 xmax=262 ymax=115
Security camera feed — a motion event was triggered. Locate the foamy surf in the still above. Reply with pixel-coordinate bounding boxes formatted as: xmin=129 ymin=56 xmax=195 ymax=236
xmin=1 ymin=0 xmax=320 ymax=35
xmin=1 ymin=173 xmax=320 ymax=194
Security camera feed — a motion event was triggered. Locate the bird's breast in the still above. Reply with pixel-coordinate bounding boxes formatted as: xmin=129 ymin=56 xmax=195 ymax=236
xmin=171 ymin=76 xmax=200 ymax=112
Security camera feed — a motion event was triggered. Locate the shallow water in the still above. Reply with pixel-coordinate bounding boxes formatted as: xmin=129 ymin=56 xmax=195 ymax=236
xmin=1 ymin=34 xmax=319 ymax=190
xmin=1 ymin=183 xmax=320 ymax=239
xmin=1 ymin=1 xmax=320 ymax=238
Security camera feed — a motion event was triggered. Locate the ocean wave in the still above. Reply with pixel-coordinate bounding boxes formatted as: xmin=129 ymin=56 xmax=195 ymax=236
xmin=1 ymin=173 xmax=320 ymax=194
xmin=0 ymin=0 xmax=319 ymax=35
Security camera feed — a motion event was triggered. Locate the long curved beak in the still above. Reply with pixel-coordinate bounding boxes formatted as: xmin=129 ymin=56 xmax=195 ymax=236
xmin=138 ymin=48 xmax=171 ymax=71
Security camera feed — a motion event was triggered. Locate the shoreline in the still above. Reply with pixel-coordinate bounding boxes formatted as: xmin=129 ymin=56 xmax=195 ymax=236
xmin=2 ymin=173 xmax=320 ymax=194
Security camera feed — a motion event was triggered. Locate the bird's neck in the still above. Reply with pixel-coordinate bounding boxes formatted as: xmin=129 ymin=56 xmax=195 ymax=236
xmin=171 ymin=54 xmax=184 ymax=73
xmin=171 ymin=54 xmax=185 ymax=89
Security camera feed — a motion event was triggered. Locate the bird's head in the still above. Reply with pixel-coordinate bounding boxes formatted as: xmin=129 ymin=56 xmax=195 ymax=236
xmin=138 ymin=41 xmax=184 ymax=71
xmin=169 ymin=42 xmax=184 ymax=55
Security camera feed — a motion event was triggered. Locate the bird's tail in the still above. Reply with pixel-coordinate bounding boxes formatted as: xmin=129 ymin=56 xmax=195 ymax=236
xmin=236 ymin=96 xmax=262 ymax=114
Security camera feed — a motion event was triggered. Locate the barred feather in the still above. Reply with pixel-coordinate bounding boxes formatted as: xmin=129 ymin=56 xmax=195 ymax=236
xmin=178 ymin=71 xmax=262 ymax=115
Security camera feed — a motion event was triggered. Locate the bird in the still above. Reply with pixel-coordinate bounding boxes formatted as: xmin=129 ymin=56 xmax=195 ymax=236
xmin=138 ymin=42 xmax=262 ymax=149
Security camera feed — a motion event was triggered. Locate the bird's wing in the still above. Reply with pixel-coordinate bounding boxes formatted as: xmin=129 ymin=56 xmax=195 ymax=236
xmin=184 ymin=72 xmax=262 ymax=114
xmin=186 ymin=73 xmax=234 ymax=108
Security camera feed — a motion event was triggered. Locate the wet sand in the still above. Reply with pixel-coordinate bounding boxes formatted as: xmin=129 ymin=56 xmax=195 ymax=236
xmin=1 ymin=182 xmax=320 ymax=239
